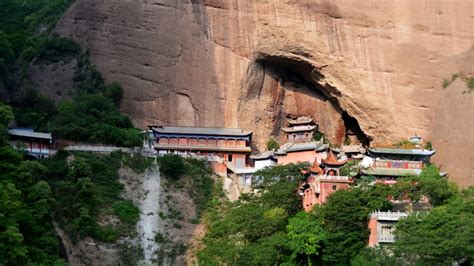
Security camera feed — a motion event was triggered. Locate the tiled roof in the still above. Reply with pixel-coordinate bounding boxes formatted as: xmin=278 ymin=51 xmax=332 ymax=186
xmin=323 ymin=150 xmax=347 ymax=166
xmin=8 ymin=129 xmax=52 ymax=140
xmin=282 ymin=125 xmax=317 ymax=133
xmin=250 ymin=151 xmax=276 ymax=160
xmin=368 ymin=148 xmax=435 ymax=156
xmin=287 ymin=116 xmax=313 ymax=125
xmin=276 ymin=142 xmax=328 ymax=154
xmin=152 ymin=126 xmax=252 ymax=136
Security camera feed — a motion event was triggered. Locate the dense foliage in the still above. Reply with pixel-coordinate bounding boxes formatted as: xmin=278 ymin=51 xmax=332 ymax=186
xmin=198 ymin=164 xmax=393 ymax=265
xmin=198 ymin=163 xmax=472 ymax=265
xmin=0 ymin=106 xmax=144 ymax=263
xmin=0 ymin=0 xmax=141 ymax=147
xmin=394 ymin=188 xmax=474 ymax=265
xmin=158 ymin=155 xmax=215 ymax=218
xmin=45 ymin=151 xmax=142 ymax=242
xmin=0 ymin=104 xmax=64 ymax=265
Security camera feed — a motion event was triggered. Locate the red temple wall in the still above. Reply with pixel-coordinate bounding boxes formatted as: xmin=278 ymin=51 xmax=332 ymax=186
xmin=368 ymin=218 xmax=378 ymax=247
xmin=278 ymin=150 xmax=316 ymax=165
xmin=303 ymin=188 xmax=318 ymax=211
xmin=319 ymin=182 xmax=350 ymax=204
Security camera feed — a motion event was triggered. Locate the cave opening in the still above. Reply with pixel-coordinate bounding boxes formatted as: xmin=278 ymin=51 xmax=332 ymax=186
xmin=254 ymin=54 xmax=371 ymax=146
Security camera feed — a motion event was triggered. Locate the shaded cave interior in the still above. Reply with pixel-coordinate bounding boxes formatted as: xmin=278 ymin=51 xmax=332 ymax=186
xmin=253 ymin=55 xmax=371 ymax=147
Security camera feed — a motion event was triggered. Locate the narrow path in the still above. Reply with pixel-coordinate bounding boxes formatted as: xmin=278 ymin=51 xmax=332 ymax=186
xmin=137 ymin=166 xmax=162 ymax=264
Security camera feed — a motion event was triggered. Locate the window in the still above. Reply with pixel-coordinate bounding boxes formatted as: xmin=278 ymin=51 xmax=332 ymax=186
xmin=228 ymin=154 xmax=233 ymax=162
xmin=332 ymin=185 xmax=337 ymax=191
xmin=381 ymin=226 xmax=394 ymax=236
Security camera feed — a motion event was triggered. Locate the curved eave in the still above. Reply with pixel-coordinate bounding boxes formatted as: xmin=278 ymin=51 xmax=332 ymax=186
xmin=368 ymin=148 xmax=436 ymax=156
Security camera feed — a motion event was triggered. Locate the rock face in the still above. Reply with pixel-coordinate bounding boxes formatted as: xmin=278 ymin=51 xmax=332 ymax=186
xmin=55 ymin=0 xmax=474 ymax=186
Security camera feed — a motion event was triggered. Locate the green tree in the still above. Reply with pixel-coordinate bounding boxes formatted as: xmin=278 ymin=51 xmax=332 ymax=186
xmin=287 ymin=211 xmax=326 ymax=265
xmin=394 ymin=195 xmax=474 ymax=264
xmin=254 ymin=162 xmax=308 ymax=187
xmin=158 ymin=154 xmax=186 ymax=180
xmin=266 ymin=138 xmax=279 ymax=151
xmin=418 ymin=174 xmax=458 ymax=207
xmin=316 ymin=186 xmax=392 ymax=264
xmin=0 ymin=103 xmax=13 ymax=126
xmin=104 ymin=81 xmax=124 ymax=105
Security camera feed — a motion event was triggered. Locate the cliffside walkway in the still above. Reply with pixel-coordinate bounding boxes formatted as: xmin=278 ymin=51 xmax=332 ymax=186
xmin=64 ymin=145 xmax=136 ymax=154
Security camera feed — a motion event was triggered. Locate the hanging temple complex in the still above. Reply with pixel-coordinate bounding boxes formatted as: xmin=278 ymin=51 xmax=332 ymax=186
xmin=147 ymin=115 xmax=438 ymax=247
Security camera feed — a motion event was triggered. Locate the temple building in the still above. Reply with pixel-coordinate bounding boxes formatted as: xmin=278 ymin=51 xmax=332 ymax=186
xmin=250 ymin=151 xmax=277 ymax=171
xmin=368 ymin=211 xmax=407 ymax=247
xmin=151 ymin=126 xmax=253 ymax=173
xmin=340 ymin=144 xmax=366 ymax=159
xmin=8 ymin=128 xmax=53 ymax=158
xmin=321 ymin=150 xmax=348 ymax=176
xmin=360 ymin=147 xmax=436 ymax=179
xmin=299 ymin=159 xmax=353 ymax=211
xmin=282 ymin=116 xmax=317 ymax=142
xmin=276 ymin=141 xmax=329 ymax=165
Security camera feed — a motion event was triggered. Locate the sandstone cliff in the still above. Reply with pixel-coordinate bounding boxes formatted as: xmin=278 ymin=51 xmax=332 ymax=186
xmin=55 ymin=0 xmax=474 ymax=186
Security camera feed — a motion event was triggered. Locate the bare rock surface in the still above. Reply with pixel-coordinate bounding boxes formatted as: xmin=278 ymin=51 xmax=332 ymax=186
xmin=28 ymin=59 xmax=76 ymax=103
xmin=56 ymin=0 xmax=474 ymax=186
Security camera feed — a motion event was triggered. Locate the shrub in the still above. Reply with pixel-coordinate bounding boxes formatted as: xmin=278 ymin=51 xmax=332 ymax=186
xmin=266 ymin=138 xmax=280 ymax=150
xmin=113 ymin=200 xmax=140 ymax=225
xmin=312 ymin=131 xmax=326 ymax=142
xmin=467 ymin=77 xmax=474 ymax=91
xmin=103 ymin=82 xmax=124 ymax=105
xmin=442 ymin=79 xmax=450 ymax=89
xmin=158 ymin=155 xmax=185 ymax=180
xmin=36 ymin=36 xmax=81 ymax=63
xmin=123 ymin=154 xmax=152 ymax=174
xmin=424 ymin=141 xmax=432 ymax=150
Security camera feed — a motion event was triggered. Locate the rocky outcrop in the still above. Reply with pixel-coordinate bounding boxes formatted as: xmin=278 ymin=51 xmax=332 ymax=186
xmin=55 ymin=0 xmax=474 ymax=186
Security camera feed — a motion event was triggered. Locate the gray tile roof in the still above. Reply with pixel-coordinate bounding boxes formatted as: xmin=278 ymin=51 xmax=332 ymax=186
xmin=152 ymin=126 xmax=252 ymax=136
xmin=369 ymin=148 xmax=435 ymax=156
xmin=276 ymin=141 xmax=329 ymax=154
xmin=8 ymin=129 xmax=52 ymax=140
xmin=250 ymin=151 xmax=276 ymax=160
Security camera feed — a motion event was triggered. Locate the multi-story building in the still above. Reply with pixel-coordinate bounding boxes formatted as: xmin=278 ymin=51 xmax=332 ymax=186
xmin=360 ymin=147 xmax=436 ymax=179
xmin=151 ymin=126 xmax=253 ymax=175
xmin=276 ymin=141 xmax=329 ymax=165
xmin=282 ymin=116 xmax=317 ymax=143
xmin=299 ymin=159 xmax=353 ymax=211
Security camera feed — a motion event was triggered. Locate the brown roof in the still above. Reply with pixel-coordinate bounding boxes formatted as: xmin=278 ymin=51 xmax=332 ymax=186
xmin=323 ymin=150 xmax=347 ymax=166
